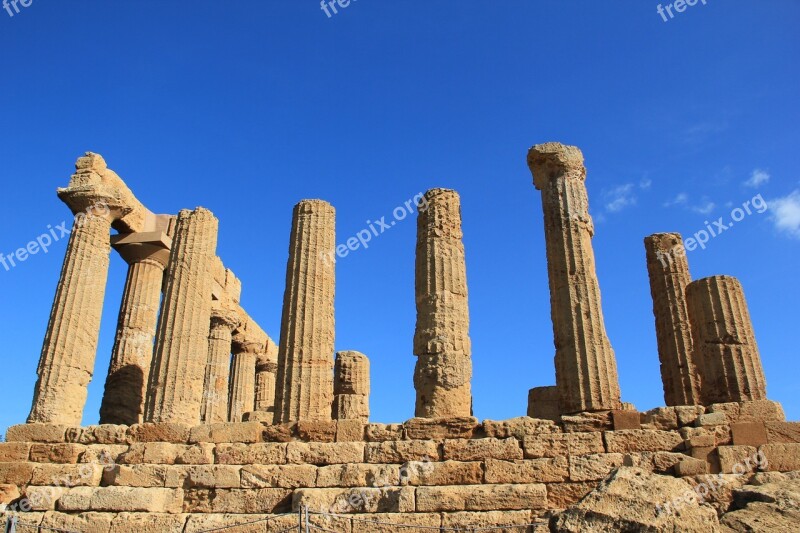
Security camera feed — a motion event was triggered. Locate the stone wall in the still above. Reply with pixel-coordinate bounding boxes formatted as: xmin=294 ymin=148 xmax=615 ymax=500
xmin=1 ymin=401 xmax=798 ymax=531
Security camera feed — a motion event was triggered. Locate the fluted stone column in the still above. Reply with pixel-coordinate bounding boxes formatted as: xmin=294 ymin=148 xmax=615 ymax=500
xmin=145 ymin=208 xmax=218 ymax=424
xmin=229 ymin=341 xmax=258 ymax=423
xmin=686 ymin=276 xmax=767 ymax=404
xmin=333 ymin=351 xmax=370 ymax=421
xmin=28 ymin=214 xmax=113 ymax=425
xmin=413 ymin=189 xmax=472 ymax=418
xmin=254 ymin=343 xmax=279 ymax=422
xmin=527 ymin=143 xmax=621 ymax=414
xmin=644 ymin=233 xmax=701 ymax=406
xmin=201 ymin=310 xmax=239 ymax=424
xmin=274 ymin=200 xmax=336 ymax=423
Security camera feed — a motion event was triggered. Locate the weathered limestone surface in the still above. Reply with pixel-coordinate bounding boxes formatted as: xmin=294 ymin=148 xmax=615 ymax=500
xmin=28 ymin=153 xmax=137 ymax=425
xmin=528 ymin=386 xmax=560 ymax=422
xmin=274 ymin=200 xmax=336 ymax=423
xmin=333 ymin=351 xmax=370 ymax=421
xmin=644 ymin=232 xmax=702 ymax=407
xmin=413 ymin=188 xmax=472 ymax=418
xmin=527 ymin=143 xmax=621 ymax=414
xmin=254 ymin=344 xmax=278 ymax=421
xmin=145 ymin=208 xmax=219 ymax=424
xmin=687 ymin=276 xmax=767 ymax=404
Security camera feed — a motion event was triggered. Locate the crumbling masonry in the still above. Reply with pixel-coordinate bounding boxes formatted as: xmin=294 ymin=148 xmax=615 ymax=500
xmin=2 ymin=146 xmax=797 ymax=531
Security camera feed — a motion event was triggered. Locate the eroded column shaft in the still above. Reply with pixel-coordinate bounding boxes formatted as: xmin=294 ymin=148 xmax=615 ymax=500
xmin=28 ymin=215 xmax=112 ymax=425
xmin=201 ymin=315 xmax=236 ymax=424
xmin=527 ymin=143 xmax=621 ymax=414
xmin=413 ymin=189 xmax=472 ymax=418
xmin=145 ymin=208 xmax=218 ymax=423
xmin=333 ymin=351 xmax=370 ymax=421
xmin=100 ymin=258 xmax=165 ymax=425
xmin=687 ymin=275 xmax=767 ymax=404
xmin=274 ymin=200 xmax=336 ymax=423
xmin=255 ymin=347 xmax=278 ymax=422
xmin=228 ymin=347 xmax=256 ymax=422
xmin=644 ymin=233 xmax=701 ymax=406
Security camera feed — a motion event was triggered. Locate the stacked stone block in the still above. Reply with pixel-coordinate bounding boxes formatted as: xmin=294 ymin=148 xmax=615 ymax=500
xmin=333 ymin=351 xmax=370 ymax=421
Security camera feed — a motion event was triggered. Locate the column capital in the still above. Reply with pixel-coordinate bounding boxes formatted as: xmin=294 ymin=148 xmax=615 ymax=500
xmin=111 ymin=231 xmax=173 ymax=268
xmin=527 ymin=142 xmax=586 ymax=190
xmin=211 ymin=305 xmax=242 ymax=331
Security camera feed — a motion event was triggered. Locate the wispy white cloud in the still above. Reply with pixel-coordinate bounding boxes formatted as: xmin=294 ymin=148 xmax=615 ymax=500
xmin=663 ymin=193 xmax=688 ymax=208
xmin=770 ymin=190 xmax=800 ymax=238
xmin=691 ymin=200 xmax=716 ymax=215
xmin=604 ymin=183 xmax=637 ymax=213
xmin=663 ymin=193 xmax=715 ymax=215
xmin=639 ymin=177 xmax=652 ymax=190
xmin=745 ymin=169 xmax=770 ymax=188
xmin=684 ymin=122 xmax=727 ymax=144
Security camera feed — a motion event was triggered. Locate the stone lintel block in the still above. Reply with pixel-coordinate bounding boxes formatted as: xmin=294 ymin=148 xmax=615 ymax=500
xmin=561 ymin=411 xmax=613 ymax=433
xmin=262 ymin=423 xmax=297 ymax=443
xmin=484 ymin=457 xmax=569 ymax=484
xmin=717 ymin=445 xmax=759 ymax=474
xmin=404 ymin=417 xmax=479 ymax=440
xmin=188 ymin=422 xmax=265 ymax=444
xmin=365 ymin=423 xmax=405 ymax=442
xmin=738 ymin=400 xmax=786 ymax=422
xmin=6 ymin=424 xmax=68 ymax=443
xmin=568 ymin=453 xmax=625 ymax=481
xmin=680 ymin=425 xmax=733 ymax=447
xmin=182 ymin=514 xmax=289 ymax=533
xmin=442 ymin=438 xmax=523 ymax=461
xmin=604 ymin=430 xmax=684 ymax=453
xmin=673 ymin=456 xmax=709 ymax=476
xmin=696 ymin=412 xmax=729 ymax=427
xmin=79 ymin=444 xmax=128 ymax=467
xmin=39 ymin=511 xmax=112 ymax=532
xmin=0 ymin=443 xmax=32 ymax=462
xmin=764 ymin=421 xmax=800 ymax=443
xmin=30 ymin=464 xmax=104 ymax=487
xmin=731 ymin=422 xmax=768 ymax=447
xmin=66 ymin=425 xmax=130 ymax=445
xmin=183 ymin=488 xmax=292 ymax=514
xmin=759 ymin=443 xmax=800 ymax=472
xmin=29 ymin=443 xmax=86 ymax=464
xmin=214 ymin=443 xmax=287 ymax=465
xmin=22 ymin=486 xmax=66 ymax=511
xmin=415 ymin=483 xmax=547 ymax=512
xmin=611 ymin=410 xmax=641 ymax=430
xmin=118 ymin=443 xmax=214 ymax=465
xmin=109 ymin=512 xmax=188 ymax=532
xmin=127 ymin=423 xmax=190 ymax=444
xmin=335 ymin=420 xmax=366 ymax=442
xmin=482 ymin=417 xmax=561 ymax=440
xmin=241 ymin=464 xmax=318 ymax=489
xmin=292 ymin=486 xmax=415 ymax=513
xmin=0 ymin=462 xmax=35 ymax=485
xmin=546 ymin=482 xmax=597 ymax=508
xmin=296 ymin=420 xmax=337 ymax=442
xmin=316 ymin=463 xmax=400 ymax=488
xmin=523 ymin=432 xmax=605 ymax=459
xmin=350 ymin=512 xmax=441 ymax=533
xmin=402 ymin=460 xmax=483 ymax=486
xmin=57 ymin=486 xmax=184 ymax=513
xmin=102 ymin=464 xmax=168 ymax=487
xmin=365 ymin=441 xmax=440 ymax=464
xmin=641 ymin=407 xmax=678 ymax=431
xmin=286 ymin=442 xmax=365 ymax=465
xmin=164 ymin=465 xmax=242 ymax=489
xmin=441 ymin=511 xmax=536 ymax=531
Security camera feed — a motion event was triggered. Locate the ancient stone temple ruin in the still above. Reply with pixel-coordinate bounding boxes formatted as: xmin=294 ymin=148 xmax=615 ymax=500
xmin=1 ymin=145 xmax=798 ymax=532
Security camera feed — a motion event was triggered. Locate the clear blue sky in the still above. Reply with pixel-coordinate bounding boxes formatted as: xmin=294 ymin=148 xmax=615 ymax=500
xmin=1 ymin=1 xmax=798 ymax=435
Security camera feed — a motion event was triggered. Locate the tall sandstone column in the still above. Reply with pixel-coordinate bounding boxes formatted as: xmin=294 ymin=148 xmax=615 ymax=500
xmin=145 ymin=208 xmax=218 ymax=424
xmin=28 ymin=213 xmax=114 ymax=425
xmin=527 ymin=143 xmax=621 ymax=414
xmin=201 ymin=309 xmax=239 ymax=424
xmin=274 ymin=200 xmax=336 ymax=423
xmin=254 ymin=343 xmax=279 ymax=422
xmin=644 ymin=233 xmax=701 ymax=406
xmin=686 ymin=275 xmax=767 ymax=404
xmin=228 ymin=341 xmax=258 ymax=422
xmin=413 ymin=188 xmax=472 ymax=418
xmin=333 ymin=351 xmax=370 ymax=421
xmin=100 ymin=225 xmax=174 ymax=425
